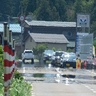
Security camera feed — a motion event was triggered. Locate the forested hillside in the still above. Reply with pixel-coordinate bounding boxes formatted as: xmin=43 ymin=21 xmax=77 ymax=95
xmin=0 ymin=0 xmax=96 ymax=36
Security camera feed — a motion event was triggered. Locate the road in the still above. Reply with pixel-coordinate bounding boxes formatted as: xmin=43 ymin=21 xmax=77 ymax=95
xmin=17 ymin=62 xmax=96 ymax=96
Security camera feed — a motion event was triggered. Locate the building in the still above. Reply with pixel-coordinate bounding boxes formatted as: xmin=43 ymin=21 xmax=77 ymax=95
xmin=24 ymin=33 xmax=69 ymax=51
xmin=0 ymin=23 xmax=21 ymax=57
xmin=23 ymin=20 xmax=76 ymax=50
xmin=0 ymin=23 xmax=21 ymax=43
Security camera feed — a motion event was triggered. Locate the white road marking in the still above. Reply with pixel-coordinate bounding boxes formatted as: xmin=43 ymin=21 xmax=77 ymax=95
xmin=65 ymin=78 xmax=69 ymax=85
xmin=23 ymin=67 xmax=25 ymax=73
xmin=55 ymin=73 xmax=61 ymax=83
xmin=84 ymin=84 xmax=96 ymax=94
xmin=87 ymin=70 xmax=96 ymax=75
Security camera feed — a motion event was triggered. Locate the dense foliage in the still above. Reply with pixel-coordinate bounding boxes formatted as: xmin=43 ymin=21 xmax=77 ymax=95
xmin=0 ymin=45 xmax=4 ymax=95
xmin=0 ymin=45 xmax=32 ymax=96
xmin=10 ymin=78 xmax=32 ymax=96
xmin=0 ymin=0 xmax=94 ymax=21
xmin=0 ymin=0 xmax=96 ymax=36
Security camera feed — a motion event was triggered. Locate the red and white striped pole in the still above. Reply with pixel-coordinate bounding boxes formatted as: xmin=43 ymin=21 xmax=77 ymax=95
xmin=3 ymin=22 xmax=10 ymax=96
xmin=3 ymin=23 xmax=16 ymax=96
xmin=9 ymin=30 xmax=15 ymax=82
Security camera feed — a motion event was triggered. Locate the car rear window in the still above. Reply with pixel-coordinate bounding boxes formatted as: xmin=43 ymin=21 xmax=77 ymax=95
xmin=55 ymin=52 xmax=63 ymax=56
xmin=24 ymin=51 xmax=32 ymax=53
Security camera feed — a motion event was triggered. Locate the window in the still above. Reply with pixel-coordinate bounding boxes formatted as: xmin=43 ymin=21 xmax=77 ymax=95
xmin=68 ymin=32 xmax=72 ymax=36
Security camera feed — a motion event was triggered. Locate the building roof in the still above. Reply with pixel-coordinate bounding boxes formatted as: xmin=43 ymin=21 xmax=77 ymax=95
xmin=29 ymin=33 xmax=69 ymax=44
xmin=25 ymin=20 xmax=76 ymax=27
xmin=0 ymin=23 xmax=21 ymax=33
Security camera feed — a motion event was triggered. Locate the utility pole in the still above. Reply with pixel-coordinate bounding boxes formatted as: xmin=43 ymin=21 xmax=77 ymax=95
xmin=7 ymin=7 xmax=32 ymax=58
xmin=7 ymin=13 xmax=24 ymax=58
xmin=19 ymin=15 xmax=25 ymax=56
xmin=20 ymin=6 xmax=25 ymax=58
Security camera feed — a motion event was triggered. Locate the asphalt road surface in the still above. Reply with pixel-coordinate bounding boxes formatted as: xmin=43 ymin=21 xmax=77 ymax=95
xmin=17 ymin=62 xmax=96 ymax=96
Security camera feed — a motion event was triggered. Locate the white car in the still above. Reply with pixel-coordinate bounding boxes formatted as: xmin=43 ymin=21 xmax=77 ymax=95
xmin=22 ymin=50 xmax=34 ymax=64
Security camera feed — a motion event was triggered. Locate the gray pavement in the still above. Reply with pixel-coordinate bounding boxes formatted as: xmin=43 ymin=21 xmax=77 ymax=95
xmin=31 ymin=83 xmax=96 ymax=96
xmin=17 ymin=61 xmax=96 ymax=96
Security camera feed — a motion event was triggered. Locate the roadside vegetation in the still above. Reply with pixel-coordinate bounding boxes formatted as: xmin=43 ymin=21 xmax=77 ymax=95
xmin=0 ymin=45 xmax=32 ymax=96
xmin=93 ymin=40 xmax=96 ymax=55
xmin=10 ymin=71 xmax=32 ymax=96
xmin=0 ymin=45 xmax=4 ymax=95
xmin=33 ymin=44 xmax=47 ymax=63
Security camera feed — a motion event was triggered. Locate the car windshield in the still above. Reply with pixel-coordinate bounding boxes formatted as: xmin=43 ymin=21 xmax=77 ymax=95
xmin=44 ymin=50 xmax=54 ymax=54
xmin=64 ymin=54 xmax=76 ymax=60
xmin=55 ymin=52 xmax=64 ymax=56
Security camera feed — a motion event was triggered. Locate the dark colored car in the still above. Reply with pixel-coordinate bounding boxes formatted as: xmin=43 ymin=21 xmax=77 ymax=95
xmin=61 ymin=53 xmax=76 ymax=68
xmin=43 ymin=50 xmax=55 ymax=63
xmin=51 ymin=51 xmax=65 ymax=67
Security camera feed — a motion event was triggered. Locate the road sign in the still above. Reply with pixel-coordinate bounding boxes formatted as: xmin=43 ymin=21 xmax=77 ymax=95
xmin=76 ymin=33 xmax=93 ymax=60
xmin=19 ymin=15 xmax=25 ymax=22
xmin=77 ymin=14 xmax=90 ymax=27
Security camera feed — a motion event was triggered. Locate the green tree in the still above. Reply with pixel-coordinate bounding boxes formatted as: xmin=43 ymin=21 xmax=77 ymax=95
xmin=91 ymin=0 xmax=96 ymax=22
xmin=33 ymin=44 xmax=47 ymax=63
xmin=49 ymin=6 xmax=60 ymax=21
xmin=55 ymin=0 xmax=67 ymax=21
xmin=93 ymin=40 xmax=96 ymax=47
xmin=93 ymin=40 xmax=96 ymax=55
xmin=26 ymin=0 xmax=37 ymax=14
xmin=0 ymin=45 xmax=3 ymax=95
xmin=90 ymin=21 xmax=96 ymax=38
xmin=82 ymin=0 xmax=93 ymax=14
xmin=52 ymin=47 xmax=56 ymax=51
xmin=64 ymin=0 xmax=75 ymax=21
xmin=74 ymin=0 xmax=83 ymax=20
xmin=34 ymin=0 xmax=51 ymax=20
xmin=0 ymin=0 xmax=9 ymax=21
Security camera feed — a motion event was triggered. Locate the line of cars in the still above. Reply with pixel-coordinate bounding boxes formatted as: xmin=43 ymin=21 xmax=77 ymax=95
xmin=43 ymin=50 xmax=77 ymax=68
xmin=21 ymin=49 xmax=96 ymax=70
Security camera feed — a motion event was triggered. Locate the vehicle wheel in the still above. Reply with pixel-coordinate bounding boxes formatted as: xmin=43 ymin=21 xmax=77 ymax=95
xmin=43 ymin=60 xmax=46 ymax=63
xmin=73 ymin=66 xmax=76 ymax=69
xmin=31 ymin=59 xmax=34 ymax=64
xmin=51 ymin=62 xmax=53 ymax=66
xmin=63 ymin=63 xmax=65 ymax=68
xmin=22 ymin=59 xmax=25 ymax=64
xmin=60 ymin=64 xmax=63 ymax=68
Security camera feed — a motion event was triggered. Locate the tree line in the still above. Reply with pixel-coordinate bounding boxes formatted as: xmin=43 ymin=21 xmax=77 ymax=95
xmin=0 ymin=0 xmax=96 ymax=37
